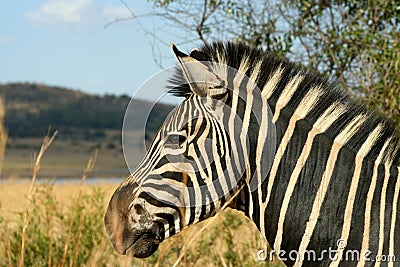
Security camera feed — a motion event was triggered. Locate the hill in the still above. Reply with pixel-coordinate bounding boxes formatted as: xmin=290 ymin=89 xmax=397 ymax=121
xmin=0 ymin=82 xmax=175 ymax=138
xmin=0 ymin=83 xmax=176 ymax=178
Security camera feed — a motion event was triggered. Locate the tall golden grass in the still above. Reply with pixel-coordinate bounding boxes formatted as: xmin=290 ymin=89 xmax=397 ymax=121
xmin=19 ymin=131 xmax=58 ymax=267
xmin=0 ymin=131 xmax=127 ymax=266
xmin=0 ymin=130 xmax=281 ymax=266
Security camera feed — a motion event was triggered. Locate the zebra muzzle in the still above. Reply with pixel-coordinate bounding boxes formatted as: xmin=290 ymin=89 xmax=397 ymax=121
xmin=104 ymin=184 xmax=162 ymax=258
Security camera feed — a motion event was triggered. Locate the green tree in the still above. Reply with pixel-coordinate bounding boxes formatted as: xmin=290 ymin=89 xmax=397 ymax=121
xmin=144 ymin=0 xmax=400 ymax=127
xmin=283 ymin=0 xmax=400 ymax=125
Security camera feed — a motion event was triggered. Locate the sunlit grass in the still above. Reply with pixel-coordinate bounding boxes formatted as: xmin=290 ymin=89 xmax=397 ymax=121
xmin=0 ymin=132 xmax=282 ymax=266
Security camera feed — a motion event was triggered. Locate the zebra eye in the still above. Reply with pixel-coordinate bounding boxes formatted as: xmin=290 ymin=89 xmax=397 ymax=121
xmin=164 ymin=134 xmax=187 ymax=149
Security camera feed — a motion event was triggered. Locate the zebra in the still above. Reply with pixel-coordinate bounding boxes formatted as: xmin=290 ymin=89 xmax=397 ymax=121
xmin=104 ymin=41 xmax=400 ymax=266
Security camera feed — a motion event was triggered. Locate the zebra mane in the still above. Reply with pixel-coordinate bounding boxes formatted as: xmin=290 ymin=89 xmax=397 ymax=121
xmin=168 ymin=41 xmax=400 ymax=166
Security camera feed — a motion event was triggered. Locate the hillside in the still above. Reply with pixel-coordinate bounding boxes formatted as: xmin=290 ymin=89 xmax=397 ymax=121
xmin=0 ymin=83 xmax=176 ymax=179
xmin=0 ymin=82 xmax=175 ymax=138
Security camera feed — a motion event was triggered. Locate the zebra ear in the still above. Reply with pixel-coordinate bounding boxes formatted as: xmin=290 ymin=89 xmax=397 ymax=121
xmin=171 ymin=43 xmax=227 ymax=99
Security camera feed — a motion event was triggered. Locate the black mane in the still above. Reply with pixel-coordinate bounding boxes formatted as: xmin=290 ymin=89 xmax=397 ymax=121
xmin=168 ymin=41 xmax=400 ymax=166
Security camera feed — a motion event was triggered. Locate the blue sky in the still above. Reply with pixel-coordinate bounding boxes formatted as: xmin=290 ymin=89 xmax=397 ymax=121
xmin=0 ymin=0 xmax=197 ymax=103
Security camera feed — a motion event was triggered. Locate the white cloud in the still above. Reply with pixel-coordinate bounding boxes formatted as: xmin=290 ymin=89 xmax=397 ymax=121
xmin=26 ymin=0 xmax=94 ymax=27
xmin=26 ymin=1 xmax=136 ymax=29
xmin=102 ymin=5 xmax=132 ymax=21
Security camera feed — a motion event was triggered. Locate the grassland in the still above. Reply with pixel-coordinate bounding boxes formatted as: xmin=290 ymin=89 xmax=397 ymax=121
xmin=0 ymin=181 xmax=118 ymax=220
xmin=0 ymin=180 xmax=283 ymax=267
xmin=0 ymin=133 xmax=283 ymax=267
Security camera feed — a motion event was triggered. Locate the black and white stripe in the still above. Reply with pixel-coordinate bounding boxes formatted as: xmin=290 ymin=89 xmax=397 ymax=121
xmin=106 ymin=42 xmax=400 ymax=266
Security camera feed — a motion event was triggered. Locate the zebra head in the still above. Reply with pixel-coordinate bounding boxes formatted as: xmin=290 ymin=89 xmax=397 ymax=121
xmin=104 ymin=43 xmax=276 ymax=258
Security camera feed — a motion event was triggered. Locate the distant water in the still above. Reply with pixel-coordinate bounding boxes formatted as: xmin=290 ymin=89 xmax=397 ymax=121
xmin=0 ymin=177 xmax=124 ymax=184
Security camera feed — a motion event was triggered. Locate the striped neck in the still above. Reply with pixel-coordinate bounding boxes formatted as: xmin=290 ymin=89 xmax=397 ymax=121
xmin=233 ymin=77 xmax=400 ymax=265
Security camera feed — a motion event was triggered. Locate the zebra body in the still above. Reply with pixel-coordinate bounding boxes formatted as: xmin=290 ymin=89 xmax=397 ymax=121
xmin=104 ymin=42 xmax=400 ymax=266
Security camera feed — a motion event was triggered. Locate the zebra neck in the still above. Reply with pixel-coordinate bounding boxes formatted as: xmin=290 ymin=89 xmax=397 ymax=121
xmin=232 ymin=114 xmax=400 ymax=266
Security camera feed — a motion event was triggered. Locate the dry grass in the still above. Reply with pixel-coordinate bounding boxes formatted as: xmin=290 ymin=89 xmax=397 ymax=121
xmin=60 ymin=149 xmax=97 ymax=266
xmin=0 ymin=131 xmax=282 ymax=266
xmin=0 ymin=131 xmax=127 ymax=266
xmin=19 ymin=130 xmax=58 ymax=267
xmin=0 ymin=181 xmax=119 ymax=220
xmin=0 ymin=178 xmax=281 ymax=266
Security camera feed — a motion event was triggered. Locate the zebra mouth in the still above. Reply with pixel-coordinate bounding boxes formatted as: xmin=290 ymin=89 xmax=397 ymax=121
xmin=104 ymin=183 xmax=165 ymax=258
xmin=124 ymin=230 xmax=162 ymax=258
xmin=105 ymin=205 xmax=164 ymax=258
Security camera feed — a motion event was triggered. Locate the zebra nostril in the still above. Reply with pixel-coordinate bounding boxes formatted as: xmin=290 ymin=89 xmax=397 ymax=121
xmin=134 ymin=204 xmax=145 ymax=215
